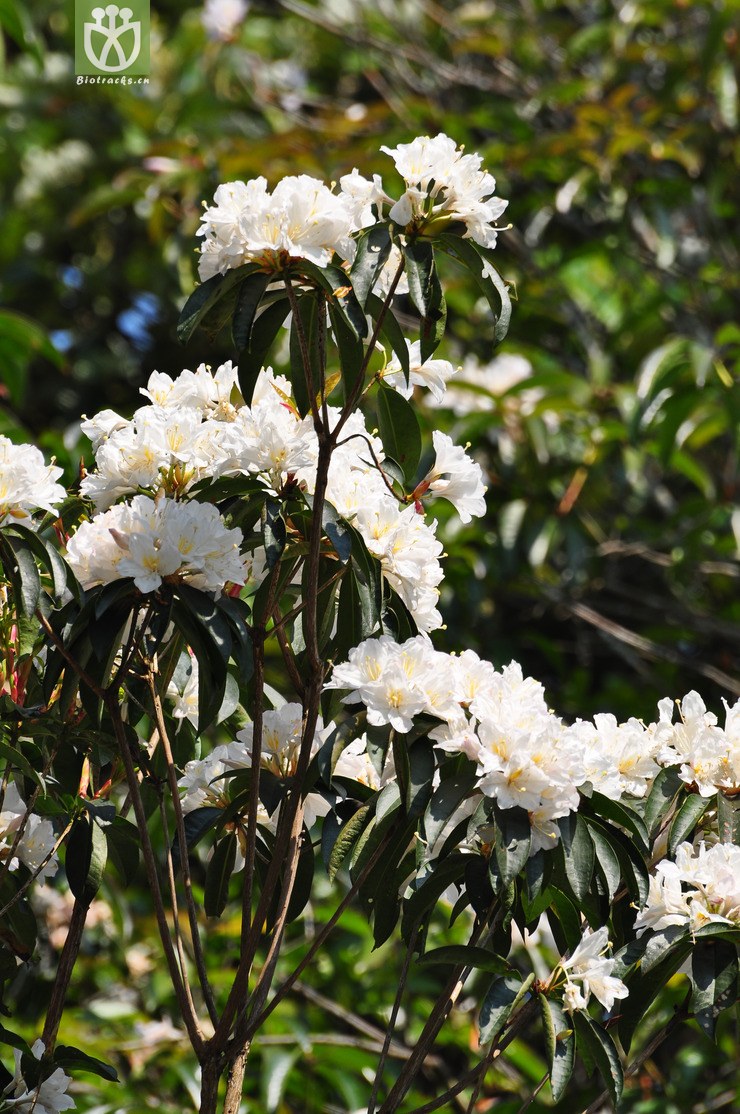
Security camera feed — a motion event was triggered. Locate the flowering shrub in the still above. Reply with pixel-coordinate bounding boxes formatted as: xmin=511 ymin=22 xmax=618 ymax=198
xmin=0 ymin=134 xmax=738 ymax=1114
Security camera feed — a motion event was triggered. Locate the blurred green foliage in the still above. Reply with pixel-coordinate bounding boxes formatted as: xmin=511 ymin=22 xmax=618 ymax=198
xmin=1 ymin=0 xmax=739 ymax=1110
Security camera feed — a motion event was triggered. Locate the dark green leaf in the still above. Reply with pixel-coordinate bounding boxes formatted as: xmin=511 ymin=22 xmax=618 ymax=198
xmin=177 ymin=263 xmax=261 ymax=344
xmin=263 ymin=498 xmax=287 ymax=570
xmin=439 ymin=235 xmax=512 ymax=344
xmin=232 ymin=271 xmax=272 ymax=350
xmin=0 ymin=534 xmax=41 ymax=617
xmin=328 ymin=803 xmax=373 ymax=882
xmin=690 ymin=940 xmax=738 ymax=1038
xmin=619 ymin=938 xmax=693 ymax=1052
xmin=541 ymin=997 xmax=574 ymax=1103
xmin=65 ymin=814 xmax=107 ymax=906
xmin=557 ymin=813 xmax=595 ymax=904
xmin=580 ymin=792 xmax=649 ymax=855
xmin=204 ymin=833 xmax=237 ymax=917
xmin=479 ymin=972 xmax=534 ymax=1045
xmin=296 ymin=260 xmax=367 ymax=339
xmin=53 ymin=1046 xmax=119 ymax=1082
xmin=104 ymin=816 xmax=140 ymax=887
xmin=494 ymin=805 xmax=531 ymax=888
xmin=668 ymin=792 xmax=711 ymax=858
xmin=401 ymin=852 xmax=468 ymax=939
xmin=585 ymin=821 xmax=622 ymax=904
xmin=366 ymin=293 xmax=410 ymax=382
xmin=643 ymin=767 xmax=684 ymax=838
xmin=422 ymin=762 xmax=478 ymax=853
xmin=329 ymin=300 xmax=365 ymax=402
xmin=289 ymin=293 xmax=320 ymax=417
xmin=418 ymin=945 xmax=510 ymax=974
xmin=238 ymin=298 xmax=290 ymax=404
xmin=350 ymin=224 xmax=392 ymax=307
xmin=573 ymin=1013 xmax=623 ymax=1108
xmin=406 ymin=741 xmax=435 ymax=820
xmin=404 ymin=240 xmax=446 ymax=360
xmin=376 ymin=385 xmax=422 ymax=483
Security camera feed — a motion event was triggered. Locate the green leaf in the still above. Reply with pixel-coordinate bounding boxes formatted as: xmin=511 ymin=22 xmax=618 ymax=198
xmin=296 ymin=260 xmax=367 ymax=339
xmin=376 ymin=385 xmax=422 ymax=482
xmin=174 ymin=807 xmax=224 ymax=871
xmin=238 ymin=298 xmax=290 ymax=404
xmin=263 ymin=498 xmax=287 ymax=570
xmin=328 ymin=803 xmax=373 ymax=882
xmin=422 ymin=762 xmax=478 ymax=853
xmin=418 ymin=945 xmax=510 ymax=974
xmin=289 ymin=293 xmax=320 ymax=417
xmin=328 ymin=300 xmax=366 ymax=402
xmin=557 ymin=813 xmax=595 ymax=905
xmin=585 ymin=820 xmax=622 ymax=904
xmin=104 ymin=816 xmax=140 ymax=887
xmin=580 ymin=792 xmax=649 ymax=855
xmin=0 ymin=534 xmax=41 ymax=617
xmin=573 ymin=1013 xmax=623 ymax=1108
xmin=403 ymin=240 xmax=446 ymax=360
xmin=479 ymin=972 xmax=534 ymax=1045
xmin=204 ymin=833 xmax=237 ymax=917
xmin=177 ymin=263 xmax=261 ymax=344
xmin=690 ymin=940 xmax=738 ymax=1038
xmin=401 ymin=852 xmax=468 ymax=939
xmin=232 ymin=271 xmax=272 ymax=350
xmin=541 ymin=997 xmax=574 ymax=1103
xmin=350 ymin=224 xmax=392 ymax=307
xmin=494 ymin=805 xmax=531 ymax=889
xmin=65 ymin=814 xmax=107 ymax=906
xmin=643 ymin=767 xmax=684 ymax=838
xmin=619 ymin=937 xmax=693 ymax=1052
xmin=438 ymin=235 xmax=511 ymax=344
xmin=286 ymin=832 xmax=316 ymax=923
xmin=53 ymin=1046 xmax=119 ymax=1082
xmin=406 ymin=741 xmax=435 ymax=820
xmin=366 ymin=293 xmax=410 ymax=382
xmin=668 ymin=792 xmax=711 ymax=858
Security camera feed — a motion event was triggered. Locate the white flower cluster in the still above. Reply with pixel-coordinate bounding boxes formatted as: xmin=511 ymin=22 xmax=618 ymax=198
xmin=196 ymin=133 xmax=505 ymax=279
xmin=635 ymin=841 xmax=740 ymax=936
xmin=0 ymin=784 xmax=57 ymax=882
xmin=65 ymin=494 xmax=246 ymax=595
xmin=177 ymin=703 xmax=330 ymax=837
xmin=381 ymin=133 xmax=508 ymax=249
xmin=2 ymin=1039 xmax=74 ymax=1114
xmin=197 ymin=173 xmax=376 ymax=280
xmin=80 ymin=362 xmax=458 ymax=629
xmin=560 ymin=926 xmax=629 ymax=1014
xmin=653 ymin=690 xmax=740 ymax=796
xmin=328 ymin=636 xmax=662 ymax=852
xmin=424 ymin=352 xmax=536 ymax=417
xmin=0 ymin=436 xmax=66 ymax=529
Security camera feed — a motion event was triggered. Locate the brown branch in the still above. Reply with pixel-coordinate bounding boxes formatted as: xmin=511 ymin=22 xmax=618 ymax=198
xmin=148 ymin=665 xmax=219 ymax=1027
xmin=41 ymin=897 xmax=88 ymax=1051
xmin=105 ymin=693 xmax=205 ymax=1055
xmin=367 ymin=924 xmax=420 ymax=1114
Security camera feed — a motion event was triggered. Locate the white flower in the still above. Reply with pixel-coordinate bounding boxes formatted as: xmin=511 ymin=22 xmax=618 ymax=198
xmin=636 ymin=842 xmax=740 ymax=937
xmin=197 ymin=175 xmax=366 ymax=279
xmin=167 ymin=654 xmax=199 ymax=727
xmin=381 ymin=133 xmax=508 ymax=249
xmin=0 ymin=785 xmax=57 ymax=882
xmin=65 ymin=495 xmax=246 ymax=595
xmin=381 ymin=340 xmax=456 ymax=402
xmin=561 ymin=927 xmax=628 ymax=1013
xmin=3 ymin=1039 xmax=74 ymax=1114
xmin=421 ymin=431 xmax=486 ymax=523
xmin=0 ymin=437 xmax=66 ymax=528
xmin=425 ymin=352 xmax=535 ymax=417
xmin=201 ymin=0 xmax=248 ymax=40
xmin=653 ymin=691 xmax=728 ymax=796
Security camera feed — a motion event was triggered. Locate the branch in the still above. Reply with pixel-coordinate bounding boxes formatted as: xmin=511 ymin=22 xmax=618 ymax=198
xmin=148 ymin=665 xmax=219 ymax=1028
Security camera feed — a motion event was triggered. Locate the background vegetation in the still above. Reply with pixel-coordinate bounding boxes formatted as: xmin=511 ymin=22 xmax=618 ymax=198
xmin=0 ymin=0 xmax=738 ymax=1110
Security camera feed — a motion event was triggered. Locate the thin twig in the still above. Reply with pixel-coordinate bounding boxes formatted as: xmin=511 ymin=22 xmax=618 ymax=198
xmin=157 ymin=791 xmax=201 ymax=1029
xmin=368 ymin=925 xmax=420 ymax=1114
xmin=148 ymin=665 xmax=219 ymax=1027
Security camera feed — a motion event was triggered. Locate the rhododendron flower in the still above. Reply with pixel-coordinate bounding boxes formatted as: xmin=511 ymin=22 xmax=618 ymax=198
xmin=421 ymin=431 xmax=486 ymax=523
xmin=3 ymin=1039 xmax=74 ymax=1114
xmin=381 ymin=133 xmax=508 ymax=249
xmin=560 ymin=927 xmax=628 ymax=1013
xmin=66 ymin=495 xmax=246 ymax=594
xmin=0 ymin=436 xmax=66 ymax=528
xmin=381 ymin=340 xmax=457 ymax=403
xmin=197 ymin=175 xmax=365 ymax=279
